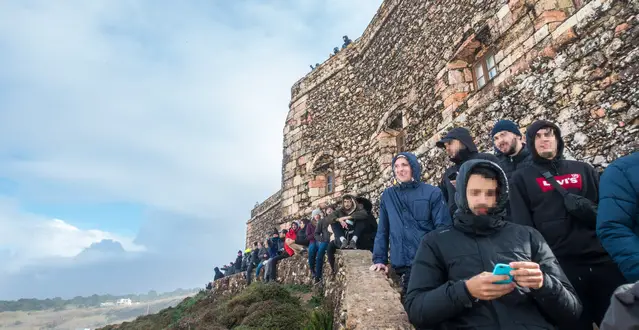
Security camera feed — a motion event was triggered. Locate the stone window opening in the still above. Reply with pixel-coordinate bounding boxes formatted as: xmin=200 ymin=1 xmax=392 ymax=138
xmin=473 ymin=51 xmax=498 ymax=89
xmin=326 ymin=172 xmax=335 ymax=194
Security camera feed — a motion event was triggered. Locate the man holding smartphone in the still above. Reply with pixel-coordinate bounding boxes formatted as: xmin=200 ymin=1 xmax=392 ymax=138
xmin=405 ymin=159 xmax=580 ymax=329
xmin=436 ymin=127 xmax=499 ymax=217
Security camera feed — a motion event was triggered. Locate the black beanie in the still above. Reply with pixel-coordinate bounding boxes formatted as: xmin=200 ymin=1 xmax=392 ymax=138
xmin=491 ymin=120 xmax=521 ymax=137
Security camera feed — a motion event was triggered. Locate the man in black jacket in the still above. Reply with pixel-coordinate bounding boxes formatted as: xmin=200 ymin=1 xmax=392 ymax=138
xmin=214 ymin=267 xmax=224 ymax=281
xmin=436 ymin=127 xmax=499 ymax=217
xmin=510 ymin=120 xmax=626 ymax=329
xmin=491 ymin=119 xmax=531 ymax=180
xmin=405 ymin=159 xmax=581 ymax=329
xmin=246 ymin=242 xmax=261 ymax=284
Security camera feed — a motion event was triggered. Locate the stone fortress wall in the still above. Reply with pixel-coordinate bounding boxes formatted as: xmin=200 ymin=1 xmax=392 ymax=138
xmin=247 ymin=0 xmax=639 ymax=247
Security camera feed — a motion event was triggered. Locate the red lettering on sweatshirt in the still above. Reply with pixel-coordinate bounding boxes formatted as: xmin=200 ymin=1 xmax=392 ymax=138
xmin=536 ymin=173 xmax=583 ymax=193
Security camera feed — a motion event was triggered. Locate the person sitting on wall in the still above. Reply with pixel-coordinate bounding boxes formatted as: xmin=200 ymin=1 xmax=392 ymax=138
xmin=241 ymin=249 xmax=251 ymax=272
xmin=265 ymin=228 xmax=294 ymax=282
xmin=328 ymin=194 xmax=372 ymax=249
xmin=342 ymin=35 xmax=352 ymax=49
xmin=255 ymin=239 xmax=271 ymax=281
xmin=234 ymin=250 xmax=243 ymax=273
xmin=292 ymin=218 xmax=310 ymax=254
xmin=284 ymin=221 xmax=302 ymax=254
xmin=307 ymin=210 xmax=320 ymax=278
xmin=214 ymin=266 xmax=225 ymax=281
xmin=314 ymin=205 xmax=336 ymax=283
xmin=263 ymin=229 xmax=283 ymax=281
xmin=246 ymin=242 xmax=261 ymax=285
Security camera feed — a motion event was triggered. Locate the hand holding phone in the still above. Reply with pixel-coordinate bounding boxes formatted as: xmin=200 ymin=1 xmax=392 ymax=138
xmin=492 ymin=263 xmax=514 ymax=284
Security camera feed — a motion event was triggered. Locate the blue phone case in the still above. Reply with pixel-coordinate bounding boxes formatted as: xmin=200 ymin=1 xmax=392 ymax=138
xmin=492 ymin=263 xmax=513 ymax=284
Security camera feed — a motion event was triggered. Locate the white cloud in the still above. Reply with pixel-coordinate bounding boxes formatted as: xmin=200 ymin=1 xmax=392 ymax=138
xmin=0 ymin=0 xmax=382 ymax=298
xmin=0 ymin=198 xmax=142 ymax=273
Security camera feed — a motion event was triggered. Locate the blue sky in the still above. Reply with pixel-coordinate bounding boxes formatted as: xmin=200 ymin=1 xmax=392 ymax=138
xmin=0 ymin=0 xmax=382 ymax=299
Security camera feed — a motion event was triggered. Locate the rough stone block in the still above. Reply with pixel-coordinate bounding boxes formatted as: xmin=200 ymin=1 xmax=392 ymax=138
xmin=535 ymin=10 xmax=568 ymax=30
xmin=448 ymin=70 xmax=466 ymax=84
xmin=535 ymin=0 xmax=560 ymax=14
xmin=444 ymin=92 xmax=469 ymax=108
xmin=447 ymin=60 xmax=468 ymax=69
xmin=615 ymin=23 xmax=629 ymax=35
xmin=553 ymin=27 xmax=578 ymax=47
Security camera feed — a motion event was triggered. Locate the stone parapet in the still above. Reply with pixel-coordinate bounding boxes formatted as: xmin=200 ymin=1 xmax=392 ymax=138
xmin=212 ymin=250 xmax=411 ymax=329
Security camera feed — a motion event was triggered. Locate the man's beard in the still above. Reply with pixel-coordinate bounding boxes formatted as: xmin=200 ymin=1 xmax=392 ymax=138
xmin=502 ymin=138 xmax=518 ymax=156
xmin=539 ymin=150 xmax=555 ymax=159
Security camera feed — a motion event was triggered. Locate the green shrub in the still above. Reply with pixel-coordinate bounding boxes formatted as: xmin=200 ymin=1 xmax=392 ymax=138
xmin=303 ymin=308 xmax=333 ymax=330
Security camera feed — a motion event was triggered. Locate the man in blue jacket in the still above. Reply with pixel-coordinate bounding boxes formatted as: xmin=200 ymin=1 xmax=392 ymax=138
xmin=370 ymin=152 xmax=451 ymax=301
xmin=597 ymin=151 xmax=639 ymax=282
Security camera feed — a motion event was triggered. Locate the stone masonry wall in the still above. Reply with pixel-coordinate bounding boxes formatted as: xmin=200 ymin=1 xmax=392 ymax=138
xmin=245 ymin=190 xmax=281 ymax=249
xmin=211 ymin=250 xmax=411 ymax=330
xmin=280 ymin=0 xmax=639 ymax=221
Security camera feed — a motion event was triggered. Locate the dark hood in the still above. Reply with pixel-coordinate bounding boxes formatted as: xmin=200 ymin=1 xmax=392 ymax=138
xmin=526 ymin=120 xmax=564 ymax=164
xmin=436 ymin=127 xmax=479 ymax=164
xmin=391 ymin=152 xmax=422 ymax=187
xmin=453 ymin=159 xmax=508 ymax=235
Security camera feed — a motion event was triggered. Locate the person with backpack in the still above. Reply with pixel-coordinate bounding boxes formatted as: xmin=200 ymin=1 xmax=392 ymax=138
xmin=510 ymin=120 xmax=627 ymax=329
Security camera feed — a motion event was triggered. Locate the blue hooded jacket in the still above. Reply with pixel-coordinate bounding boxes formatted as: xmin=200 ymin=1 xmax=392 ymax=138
xmin=597 ymin=151 xmax=639 ymax=282
xmin=372 ymin=152 xmax=452 ymax=269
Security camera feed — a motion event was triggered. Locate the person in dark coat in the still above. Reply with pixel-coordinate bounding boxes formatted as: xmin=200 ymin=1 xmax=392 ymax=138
xmin=510 ymin=120 xmax=626 ymax=329
xmin=371 ymin=152 xmax=451 ymax=299
xmin=246 ymin=242 xmax=261 ymax=284
xmin=436 ymin=127 xmax=500 ymax=217
xmin=234 ymin=250 xmax=243 ymax=272
xmin=314 ymin=206 xmax=335 ymax=282
xmin=491 ymin=119 xmax=532 ymax=179
xmin=214 ymin=267 xmax=224 ymax=281
xmin=405 ymin=159 xmax=581 ymax=329
xmin=597 ymin=151 xmax=639 ymax=282
xmin=327 ymin=194 xmax=371 ymax=249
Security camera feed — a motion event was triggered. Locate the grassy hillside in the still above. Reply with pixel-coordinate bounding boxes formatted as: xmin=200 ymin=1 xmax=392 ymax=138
xmin=99 ymin=283 xmax=332 ymax=330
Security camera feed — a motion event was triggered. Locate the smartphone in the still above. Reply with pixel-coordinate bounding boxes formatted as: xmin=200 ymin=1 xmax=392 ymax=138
xmin=492 ymin=263 xmax=514 ymax=284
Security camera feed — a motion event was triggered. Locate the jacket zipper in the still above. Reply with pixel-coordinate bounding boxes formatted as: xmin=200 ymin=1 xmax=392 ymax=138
xmin=475 ymin=236 xmax=501 ymax=328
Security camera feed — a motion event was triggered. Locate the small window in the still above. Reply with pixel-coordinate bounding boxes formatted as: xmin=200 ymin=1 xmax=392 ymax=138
xmin=473 ymin=52 xmax=498 ymax=89
xmin=326 ymin=173 xmax=334 ymax=193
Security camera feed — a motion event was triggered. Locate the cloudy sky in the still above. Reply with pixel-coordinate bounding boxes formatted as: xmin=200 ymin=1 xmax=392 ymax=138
xmin=0 ymin=0 xmax=382 ymax=300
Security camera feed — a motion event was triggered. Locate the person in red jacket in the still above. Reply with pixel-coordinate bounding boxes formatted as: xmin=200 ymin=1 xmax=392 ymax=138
xmin=284 ymin=222 xmax=300 ymax=256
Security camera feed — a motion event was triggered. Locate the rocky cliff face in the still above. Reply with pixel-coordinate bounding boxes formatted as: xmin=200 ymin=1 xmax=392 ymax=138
xmin=271 ymin=0 xmax=639 ymax=223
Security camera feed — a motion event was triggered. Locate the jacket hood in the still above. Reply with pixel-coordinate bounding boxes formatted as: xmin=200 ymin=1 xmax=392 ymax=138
xmin=342 ymin=194 xmax=359 ymax=215
xmin=391 ymin=152 xmax=422 ymax=183
xmin=436 ymin=127 xmax=478 ymax=153
xmin=214 ymin=267 xmax=219 ymax=271
xmin=526 ymin=120 xmax=564 ymax=163
xmin=454 ymin=159 xmax=509 ymax=215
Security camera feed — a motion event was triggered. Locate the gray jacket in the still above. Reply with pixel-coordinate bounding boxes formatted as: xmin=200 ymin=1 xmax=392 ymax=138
xmin=314 ymin=217 xmax=331 ymax=243
xmin=600 ymin=281 xmax=639 ymax=330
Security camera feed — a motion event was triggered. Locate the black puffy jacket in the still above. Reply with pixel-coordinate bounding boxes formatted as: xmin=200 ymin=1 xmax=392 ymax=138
xmin=405 ymin=159 xmax=581 ymax=329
